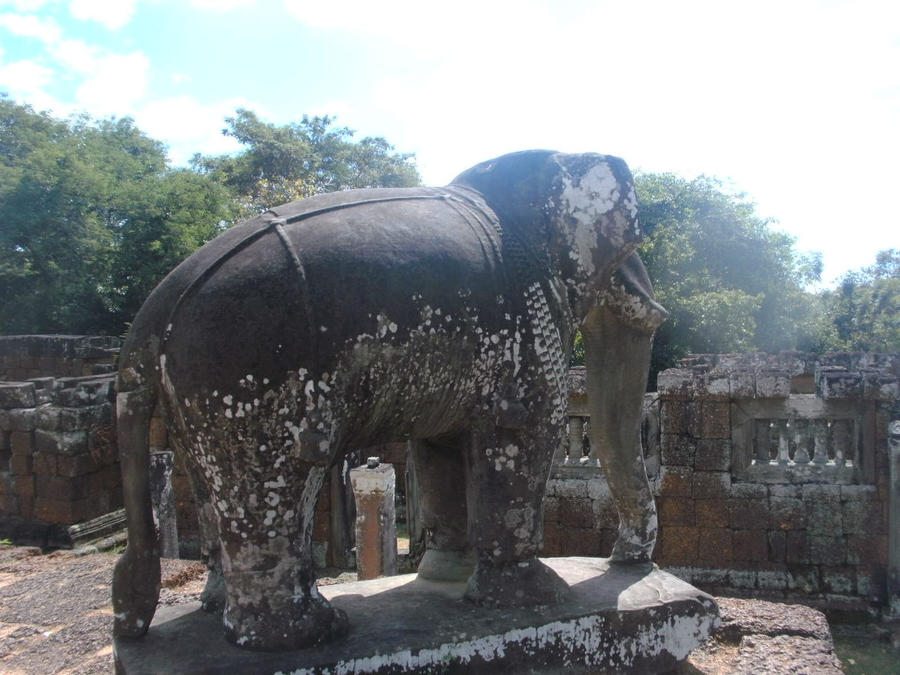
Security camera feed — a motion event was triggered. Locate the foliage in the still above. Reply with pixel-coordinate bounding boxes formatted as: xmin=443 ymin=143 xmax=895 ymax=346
xmin=0 ymin=98 xmax=232 ymax=334
xmin=821 ymin=249 xmax=900 ymax=352
xmin=0 ymin=101 xmax=419 ymax=336
xmin=192 ymin=110 xmax=420 ymax=217
xmin=630 ymin=173 xmax=825 ymax=382
xmin=109 ymin=170 xmax=233 ymax=326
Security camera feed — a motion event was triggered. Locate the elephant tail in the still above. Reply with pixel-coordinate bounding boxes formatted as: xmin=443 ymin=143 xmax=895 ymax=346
xmin=112 ymin=345 xmax=161 ymax=638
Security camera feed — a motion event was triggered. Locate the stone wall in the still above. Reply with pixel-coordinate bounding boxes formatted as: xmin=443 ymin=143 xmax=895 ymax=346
xmin=0 ymin=373 xmax=121 ymax=547
xmin=544 ymin=353 xmax=899 ymax=610
xmin=0 ymin=335 xmax=120 ymax=380
xmin=0 ymin=336 xmax=123 ymax=547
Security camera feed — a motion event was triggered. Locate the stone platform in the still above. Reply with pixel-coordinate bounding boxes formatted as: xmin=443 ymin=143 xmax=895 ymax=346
xmin=114 ymin=557 xmax=719 ymax=674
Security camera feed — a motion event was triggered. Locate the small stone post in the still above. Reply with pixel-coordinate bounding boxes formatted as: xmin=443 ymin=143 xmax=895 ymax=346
xmin=149 ymin=449 xmax=179 ymax=559
xmin=350 ymin=457 xmax=397 ymax=580
xmin=567 ymin=415 xmax=585 ymax=461
xmin=889 ymin=419 xmax=900 ymax=618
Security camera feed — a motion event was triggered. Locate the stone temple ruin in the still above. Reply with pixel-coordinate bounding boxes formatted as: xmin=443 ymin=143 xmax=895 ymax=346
xmin=0 ymin=335 xmax=122 ymax=549
xmin=548 ymin=352 xmax=899 ymax=615
xmin=1 ymin=335 xmax=898 ymax=670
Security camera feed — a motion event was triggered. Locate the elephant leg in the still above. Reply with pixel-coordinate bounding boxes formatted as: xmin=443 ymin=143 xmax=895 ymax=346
xmin=175 ymin=441 xmax=226 ymax=612
xmin=410 ymin=436 xmax=475 ymax=582
xmin=208 ymin=437 xmax=348 ymax=650
xmin=582 ymin=296 xmax=660 ymax=563
xmin=112 ymin=385 xmax=161 ymax=637
xmin=464 ymin=423 xmax=571 ymax=607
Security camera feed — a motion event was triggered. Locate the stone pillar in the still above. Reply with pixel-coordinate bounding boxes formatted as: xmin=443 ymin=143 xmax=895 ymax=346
xmin=889 ymin=419 xmax=900 ymax=618
xmin=149 ymin=449 xmax=179 ymax=559
xmin=568 ymin=416 xmax=585 ymax=462
xmin=350 ymin=458 xmax=397 ymax=580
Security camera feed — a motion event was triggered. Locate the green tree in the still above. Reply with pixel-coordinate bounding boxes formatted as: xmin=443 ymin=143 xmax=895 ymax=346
xmin=0 ymin=98 xmax=231 ymax=334
xmin=109 ymin=170 xmax=233 ymax=326
xmin=632 ymin=173 xmax=825 ymax=383
xmin=822 ymin=249 xmax=900 ymax=352
xmin=192 ymin=110 xmax=420 ymax=217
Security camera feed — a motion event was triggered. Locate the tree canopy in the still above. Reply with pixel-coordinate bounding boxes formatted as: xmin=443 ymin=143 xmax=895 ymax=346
xmin=0 ymin=100 xmax=419 ymax=336
xmin=191 ymin=109 xmax=420 ymax=218
xmin=0 ymin=98 xmax=233 ymax=334
xmin=632 ymin=173 xmax=830 ymax=383
xmin=821 ymin=249 xmax=900 ymax=352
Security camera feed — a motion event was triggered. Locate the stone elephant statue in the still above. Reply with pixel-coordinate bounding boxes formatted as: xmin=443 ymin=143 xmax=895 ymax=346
xmin=112 ymin=150 xmax=667 ymax=651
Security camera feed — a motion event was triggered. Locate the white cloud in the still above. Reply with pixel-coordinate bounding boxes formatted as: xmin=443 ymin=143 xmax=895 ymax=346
xmin=134 ymin=95 xmax=262 ymax=165
xmin=73 ymin=49 xmax=149 ymax=114
xmin=0 ymin=10 xmax=151 ymax=115
xmin=0 ymin=0 xmax=59 ymax=10
xmin=282 ymin=0 xmax=555 ymax=56
xmin=0 ymin=10 xmax=150 ymax=114
xmin=0 ymin=11 xmax=63 ymax=41
xmin=48 ymin=37 xmax=103 ymax=73
xmin=69 ymin=0 xmax=136 ymax=30
xmin=0 ymin=58 xmax=54 ymax=95
xmin=189 ymin=0 xmax=255 ymax=10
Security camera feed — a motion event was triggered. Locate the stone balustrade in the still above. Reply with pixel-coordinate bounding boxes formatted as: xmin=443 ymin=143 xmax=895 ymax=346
xmin=545 ymin=352 xmax=899 ymax=611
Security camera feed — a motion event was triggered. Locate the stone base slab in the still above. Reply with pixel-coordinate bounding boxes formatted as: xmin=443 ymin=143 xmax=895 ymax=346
xmin=114 ymin=557 xmax=719 ymax=674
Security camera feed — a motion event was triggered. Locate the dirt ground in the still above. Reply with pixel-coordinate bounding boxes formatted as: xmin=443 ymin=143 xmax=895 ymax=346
xmin=0 ymin=543 xmax=893 ymax=674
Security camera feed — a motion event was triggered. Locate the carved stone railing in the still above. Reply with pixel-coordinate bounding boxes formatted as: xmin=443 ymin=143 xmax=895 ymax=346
xmin=545 ymin=353 xmax=898 ymax=606
xmin=554 ymin=368 xmax=596 ymax=474
xmin=731 ymin=395 xmax=866 ymax=485
xmin=554 ymin=367 xmax=661 ymax=479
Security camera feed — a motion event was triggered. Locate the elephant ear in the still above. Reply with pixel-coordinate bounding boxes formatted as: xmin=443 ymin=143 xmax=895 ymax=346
xmin=451 ymin=149 xmax=559 ymax=224
xmin=451 ymin=150 xmax=565 ymax=278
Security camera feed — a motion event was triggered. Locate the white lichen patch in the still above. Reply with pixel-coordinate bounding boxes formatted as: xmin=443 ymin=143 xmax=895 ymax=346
xmin=280 ymin=592 xmax=715 ymax=674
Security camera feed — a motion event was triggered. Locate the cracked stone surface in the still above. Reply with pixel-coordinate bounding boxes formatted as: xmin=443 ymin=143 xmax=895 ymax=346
xmin=735 ymin=634 xmax=842 ymax=674
xmin=680 ymin=596 xmax=843 ymax=675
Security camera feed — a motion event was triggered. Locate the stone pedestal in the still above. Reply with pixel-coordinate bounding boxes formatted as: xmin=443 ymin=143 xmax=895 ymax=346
xmin=113 ymin=556 xmax=719 ymax=674
xmin=350 ymin=460 xmax=397 ymax=580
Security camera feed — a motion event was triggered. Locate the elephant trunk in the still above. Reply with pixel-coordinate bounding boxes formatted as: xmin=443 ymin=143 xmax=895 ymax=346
xmin=581 ymin=287 xmax=662 ymax=562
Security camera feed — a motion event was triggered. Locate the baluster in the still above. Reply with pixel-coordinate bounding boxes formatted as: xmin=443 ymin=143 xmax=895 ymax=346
xmin=754 ymin=419 xmax=770 ymax=464
xmin=583 ymin=419 xmax=593 ymax=459
xmin=832 ymin=419 xmax=847 ymax=464
xmin=793 ymin=418 xmax=811 ymax=464
xmin=812 ymin=419 xmax=828 ymax=464
xmin=567 ymin=415 xmax=584 ymax=463
xmin=777 ymin=420 xmax=790 ymax=465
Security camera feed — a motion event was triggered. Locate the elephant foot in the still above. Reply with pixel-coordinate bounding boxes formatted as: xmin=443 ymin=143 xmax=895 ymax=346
xmin=200 ymin=564 xmax=226 ymax=612
xmin=112 ymin=550 xmax=161 ymax=637
xmin=609 ymin=513 xmax=657 ymax=564
xmin=464 ymin=558 xmax=572 ymax=608
xmin=223 ymin=595 xmax=349 ymax=651
xmin=417 ymin=549 xmax=476 ymax=582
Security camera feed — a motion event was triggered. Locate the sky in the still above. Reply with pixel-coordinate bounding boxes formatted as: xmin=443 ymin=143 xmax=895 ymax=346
xmin=0 ymin=0 xmax=897 ymax=287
